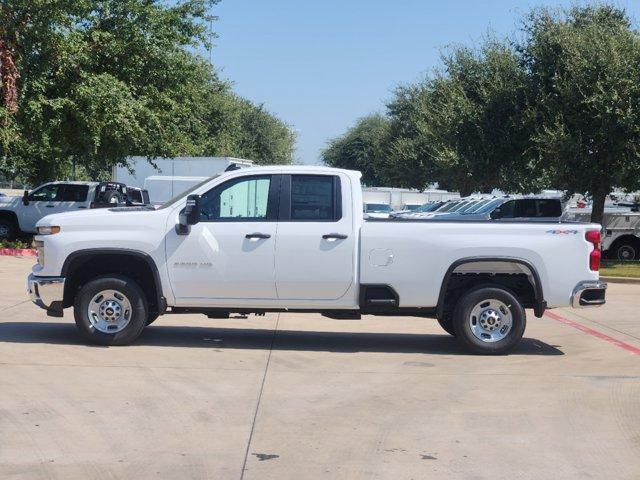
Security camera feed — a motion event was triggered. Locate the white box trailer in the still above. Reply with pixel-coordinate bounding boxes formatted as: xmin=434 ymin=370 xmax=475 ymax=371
xmin=113 ymin=156 xmax=253 ymax=189
xmin=363 ymin=187 xmax=460 ymax=212
xmin=144 ymin=176 xmax=209 ymax=205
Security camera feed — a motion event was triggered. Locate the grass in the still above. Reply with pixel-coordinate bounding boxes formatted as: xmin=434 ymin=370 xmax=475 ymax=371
xmin=600 ymin=260 xmax=640 ymax=278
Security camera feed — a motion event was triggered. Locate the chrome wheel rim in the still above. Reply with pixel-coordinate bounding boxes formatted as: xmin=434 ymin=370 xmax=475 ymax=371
xmin=469 ymin=299 xmax=512 ymax=343
xmin=87 ymin=289 xmax=132 ymax=334
xmin=618 ymin=245 xmax=635 ymax=260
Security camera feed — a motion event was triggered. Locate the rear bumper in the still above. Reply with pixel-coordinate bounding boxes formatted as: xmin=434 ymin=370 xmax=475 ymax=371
xmin=571 ymin=280 xmax=607 ymax=308
xmin=27 ymin=273 xmax=65 ymax=315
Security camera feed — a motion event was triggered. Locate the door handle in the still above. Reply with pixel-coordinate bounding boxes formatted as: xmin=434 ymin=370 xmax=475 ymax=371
xmin=322 ymin=233 xmax=348 ymax=240
xmin=245 ymin=232 xmax=271 ymax=239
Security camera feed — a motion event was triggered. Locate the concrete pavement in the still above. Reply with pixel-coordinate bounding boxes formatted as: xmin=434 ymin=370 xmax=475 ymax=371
xmin=0 ymin=256 xmax=639 ymax=479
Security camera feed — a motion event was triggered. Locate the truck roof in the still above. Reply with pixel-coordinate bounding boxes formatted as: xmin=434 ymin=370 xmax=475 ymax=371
xmin=230 ymin=165 xmax=361 ymax=176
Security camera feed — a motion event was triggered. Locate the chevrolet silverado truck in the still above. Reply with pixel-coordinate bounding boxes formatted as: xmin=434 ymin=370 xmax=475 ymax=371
xmin=0 ymin=181 xmax=149 ymax=240
xmin=27 ymin=166 xmax=607 ymax=354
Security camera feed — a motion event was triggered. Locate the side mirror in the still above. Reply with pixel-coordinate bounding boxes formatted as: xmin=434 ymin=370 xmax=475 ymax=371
xmin=22 ymin=190 xmax=29 ymax=206
xmin=490 ymin=208 xmax=502 ymax=220
xmin=176 ymin=194 xmax=201 ymax=235
xmin=185 ymin=194 xmax=201 ymax=225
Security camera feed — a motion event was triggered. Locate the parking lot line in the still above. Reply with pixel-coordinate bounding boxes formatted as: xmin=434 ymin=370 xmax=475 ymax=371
xmin=240 ymin=313 xmax=281 ymax=480
xmin=545 ymin=310 xmax=640 ymax=356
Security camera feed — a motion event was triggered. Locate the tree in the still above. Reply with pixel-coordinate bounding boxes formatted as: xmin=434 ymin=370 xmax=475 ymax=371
xmin=522 ymin=6 xmax=640 ymax=224
xmin=0 ymin=0 xmax=295 ymax=184
xmin=385 ymin=41 xmax=533 ymax=195
xmin=322 ymin=114 xmax=390 ymax=186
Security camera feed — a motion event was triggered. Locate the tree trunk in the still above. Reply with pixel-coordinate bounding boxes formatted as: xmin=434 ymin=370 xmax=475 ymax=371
xmin=0 ymin=39 xmax=20 ymax=114
xmin=590 ymin=190 xmax=607 ymax=225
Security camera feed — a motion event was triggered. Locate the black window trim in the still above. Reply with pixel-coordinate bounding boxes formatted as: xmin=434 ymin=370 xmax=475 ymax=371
xmin=278 ymin=174 xmax=343 ymax=222
xmin=197 ymin=174 xmax=280 ymax=223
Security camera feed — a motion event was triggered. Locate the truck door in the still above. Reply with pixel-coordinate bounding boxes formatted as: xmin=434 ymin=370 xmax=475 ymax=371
xmin=19 ymin=183 xmax=63 ymax=233
xmin=166 ymin=174 xmax=280 ymax=302
xmin=59 ymin=184 xmax=90 ymax=210
xmin=274 ymin=174 xmax=355 ymax=301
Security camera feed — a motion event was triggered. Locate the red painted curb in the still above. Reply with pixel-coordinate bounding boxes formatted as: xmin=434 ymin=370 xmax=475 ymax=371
xmin=0 ymin=248 xmax=37 ymax=257
xmin=545 ymin=310 xmax=640 ymax=356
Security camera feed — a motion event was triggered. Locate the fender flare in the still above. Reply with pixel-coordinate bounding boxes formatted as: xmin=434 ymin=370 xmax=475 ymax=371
xmin=61 ymin=248 xmax=166 ymax=313
xmin=436 ymin=257 xmax=546 ymax=318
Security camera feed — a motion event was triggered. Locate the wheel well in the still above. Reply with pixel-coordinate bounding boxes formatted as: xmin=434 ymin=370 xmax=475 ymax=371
xmin=62 ymin=252 xmax=162 ymax=314
xmin=0 ymin=210 xmax=18 ymax=224
xmin=608 ymin=235 xmax=640 ymax=250
xmin=438 ymin=260 xmax=543 ymax=319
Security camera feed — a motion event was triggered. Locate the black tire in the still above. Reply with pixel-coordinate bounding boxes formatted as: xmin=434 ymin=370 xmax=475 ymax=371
xmin=452 ymin=286 xmax=526 ymax=355
xmin=613 ymin=240 xmax=640 ymax=260
xmin=102 ymin=190 xmax=125 ymax=206
xmin=146 ymin=313 xmax=159 ymax=326
xmin=437 ymin=316 xmax=456 ymax=336
xmin=0 ymin=218 xmax=17 ymax=240
xmin=73 ymin=275 xmax=148 ymax=346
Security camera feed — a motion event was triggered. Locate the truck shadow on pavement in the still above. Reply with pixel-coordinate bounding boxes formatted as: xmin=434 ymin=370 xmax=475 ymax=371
xmin=0 ymin=322 xmax=564 ymax=356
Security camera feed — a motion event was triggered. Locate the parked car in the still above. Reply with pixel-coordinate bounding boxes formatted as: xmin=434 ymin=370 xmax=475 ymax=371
xmin=27 ymin=166 xmax=605 ymax=354
xmin=396 ymin=197 xmax=563 ymax=222
xmin=0 ymin=181 xmax=150 ymax=239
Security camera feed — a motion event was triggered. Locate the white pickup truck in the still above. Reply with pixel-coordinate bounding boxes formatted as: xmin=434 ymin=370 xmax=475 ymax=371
xmin=27 ymin=166 xmax=607 ymax=354
xmin=0 ymin=181 xmax=149 ymax=240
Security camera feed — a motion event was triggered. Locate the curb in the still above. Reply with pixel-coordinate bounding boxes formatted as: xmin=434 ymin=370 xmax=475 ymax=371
xmin=600 ymin=276 xmax=640 ymax=285
xmin=0 ymin=248 xmax=37 ymax=257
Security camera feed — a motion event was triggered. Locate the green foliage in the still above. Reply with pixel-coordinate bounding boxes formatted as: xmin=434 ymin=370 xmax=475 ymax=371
xmin=0 ymin=0 xmax=294 ymax=185
xmin=322 ymin=114 xmax=390 ymax=186
xmin=324 ymin=4 xmax=640 ymax=221
xmin=522 ymin=6 xmax=640 ymax=222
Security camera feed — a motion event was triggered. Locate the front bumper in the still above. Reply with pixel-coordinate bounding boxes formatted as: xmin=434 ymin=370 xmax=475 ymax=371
xmin=571 ymin=280 xmax=607 ymax=308
xmin=27 ymin=273 xmax=65 ymax=315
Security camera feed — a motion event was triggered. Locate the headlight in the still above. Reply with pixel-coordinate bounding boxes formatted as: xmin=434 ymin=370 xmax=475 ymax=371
xmin=37 ymin=226 xmax=60 ymax=235
xmin=35 ymin=240 xmax=45 ymax=266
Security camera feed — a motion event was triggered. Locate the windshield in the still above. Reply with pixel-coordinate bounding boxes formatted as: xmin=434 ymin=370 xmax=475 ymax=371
xmin=472 ymin=198 xmax=504 ymax=214
xmin=365 ymin=203 xmax=392 ymax=213
xmin=159 ymin=175 xmax=218 ymax=209
xmin=435 ymin=201 xmax=461 ymax=212
xmin=461 ymin=199 xmax=493 ymax=213
xmin=448 ymin=201 xmax=474 ymax=212
xmin=418 ymin=202 xmax=441 ymax=212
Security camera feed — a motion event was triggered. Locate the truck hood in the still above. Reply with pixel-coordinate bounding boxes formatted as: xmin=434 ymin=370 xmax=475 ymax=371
xmin=0 ymin=196 xmax=22 ymax=208
xmin=36 ymin=206 xmax=165 ymax=230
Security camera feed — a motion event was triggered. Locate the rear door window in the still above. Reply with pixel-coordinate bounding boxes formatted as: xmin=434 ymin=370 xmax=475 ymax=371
xmin=289 ymin=175 xmax=341 ymax=221
xmin=60 ymin=184 xmax=89 ymax=202
xmin=535 ymin=200 xmax=562 ymax=217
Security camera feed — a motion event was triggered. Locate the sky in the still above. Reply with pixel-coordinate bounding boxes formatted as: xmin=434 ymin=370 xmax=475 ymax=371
xmin=211 ymin=0 xmax=640 ymax=165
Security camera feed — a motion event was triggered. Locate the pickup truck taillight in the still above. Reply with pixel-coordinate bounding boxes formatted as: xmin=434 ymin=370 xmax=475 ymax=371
xmin=585 ymin=230 xmax=601 ymax=271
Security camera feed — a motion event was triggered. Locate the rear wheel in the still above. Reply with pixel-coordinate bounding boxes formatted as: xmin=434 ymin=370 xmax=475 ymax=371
xmin=74 ymin=275 xmax=148 ymax=345
xmin=452 ymin=286 xmax=526 ymax=355
xmin=612 ymin=240 xmax=640 ymax=260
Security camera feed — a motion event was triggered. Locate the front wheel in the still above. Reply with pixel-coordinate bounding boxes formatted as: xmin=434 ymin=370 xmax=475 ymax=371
xmin=452 ymin=287 xmax=526 ymax=355
xmin=437 ymin=316 xmax=456 ymax=336
xmin=0 ymin=218 xmax=17 ymax=240
xmin=74 ymin=275 xmax=148 ymax=345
